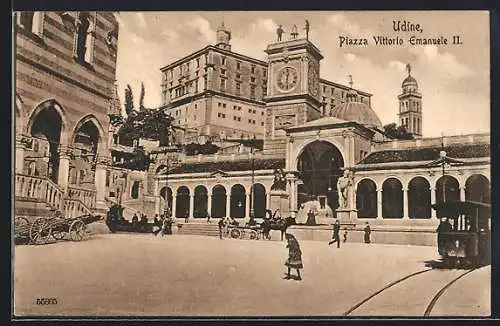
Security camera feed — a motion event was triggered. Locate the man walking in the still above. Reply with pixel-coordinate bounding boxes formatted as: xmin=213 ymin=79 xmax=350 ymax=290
xmin=364 ymin=222 xmax=372 ymax=244
xmin=218 ymin=217 xmax=225 ymax=240
xmin=328 ymin=219 xmax=341 ymax=248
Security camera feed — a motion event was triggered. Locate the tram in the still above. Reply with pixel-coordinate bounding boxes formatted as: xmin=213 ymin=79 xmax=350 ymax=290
xmin=432 ymin=200 xmax=491 ymax=267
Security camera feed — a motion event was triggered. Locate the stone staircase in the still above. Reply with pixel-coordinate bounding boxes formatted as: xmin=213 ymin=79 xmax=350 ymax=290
xmin=176 ymin=222 xmax=220 ymax=238
xmin=15 ymin=173 xmax=96 ymax=220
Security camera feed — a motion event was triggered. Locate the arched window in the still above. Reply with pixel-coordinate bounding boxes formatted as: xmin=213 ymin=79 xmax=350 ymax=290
xmin=382 ymin=178 xmax=403 ymax=218
xmin=230 ymin=184 xmax=246 ymax=218
xmin=28 ymin=162 xmax=36 ymax=175
xmin=465 ymin=174 xmax=490 ymax=204
xmin=193 ymin=185 xmax=208 ymax=218
xmin=175 ymin=186 xmax=190 ymax=218
xmin=251 ymin=183 xmax=267 ymax=218
xmin=356 ymin=179 xmax=377 ymax=218
xmin=79 ymin=170 xmax=85 ymax=184
xmin=17 ymin=12 xmax=43 ymax=36
xmin=131 ymin=181 xmax=140 ymax=199
xmin=211 ymin=185 xmax=227 ymax=218
xmin=74 ymin=13 xmax=94 ymax=64
xmin=408 ymin=177 xmax=431 ymax=219
xmin=159 ymin=187 xmax=173 ymax=216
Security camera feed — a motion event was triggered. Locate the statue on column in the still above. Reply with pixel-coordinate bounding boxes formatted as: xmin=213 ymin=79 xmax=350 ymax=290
xmin=291 ymin=25 xmax=298 ymax=39
xmin=337 ymin=169 xmax=352 ymax=209
xmin=304 ymin=20 xmax=310 ymax=40
xmin=277 ymin=25 xmax=284 ymax=41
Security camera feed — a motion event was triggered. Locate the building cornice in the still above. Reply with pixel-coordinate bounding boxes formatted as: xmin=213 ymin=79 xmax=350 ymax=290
xmin=319 ymin=78 xmax=372 ymax=97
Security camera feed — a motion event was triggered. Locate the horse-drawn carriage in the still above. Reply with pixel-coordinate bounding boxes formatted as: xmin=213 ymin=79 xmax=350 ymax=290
xmin=105 ymin=204 xmax=161 ymax=234
xmin=14 ymin=213 xmax=102 ymax=245
xmin=225 ymin=210 xmax=295 ymax=241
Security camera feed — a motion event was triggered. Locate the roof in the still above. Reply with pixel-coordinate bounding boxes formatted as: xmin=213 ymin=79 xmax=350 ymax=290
xmin=291 ymin=116 xmax=349 ymax=128
xmin=319 ymin=78 xmax=373 ymax=97
xmin=330 ymin=101 xmax=383 ymax=128
xmin=166 ymin=158 xmax=286 ymax=174
xmin=402 ymin=75 xmax=418 ymax=87
xmin=359 ymin=144 xmax=490 ymax=165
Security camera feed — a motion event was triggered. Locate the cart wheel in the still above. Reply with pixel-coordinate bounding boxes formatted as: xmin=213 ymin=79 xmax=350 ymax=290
xmin=230 ymin=228 xmax=241 ymax=239
xmin=249 ymin=230 xmax=258 ymax=240
xmin=29 ymin=217 xmax=52 ymax=245
xmin=69 ymin=219 xmax=88 ymax=241
xmin=50 ymin=217 xmax=67 ymax=241
xmin=15 ymin=217 xmax=30 ymax=243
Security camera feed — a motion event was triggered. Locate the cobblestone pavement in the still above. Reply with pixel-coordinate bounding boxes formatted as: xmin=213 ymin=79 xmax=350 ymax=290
xmin=13 ymin=234 xmax=490 ymax=317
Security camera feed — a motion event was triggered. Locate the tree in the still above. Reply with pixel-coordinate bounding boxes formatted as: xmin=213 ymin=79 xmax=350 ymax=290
xmin=124 ymin=84 xmax=134 ymax=115
xmin=118 ymin=108 xmax=177 ymax=146
xmin=383 ymin=123 xmax=415 ymax=140
xmin=139 ymin=82 xmax=145 ymax=110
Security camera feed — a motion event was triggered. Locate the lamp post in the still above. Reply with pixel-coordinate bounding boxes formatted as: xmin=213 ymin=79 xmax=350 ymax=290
xmin=250 ymin=142 xmax=255 ymax=219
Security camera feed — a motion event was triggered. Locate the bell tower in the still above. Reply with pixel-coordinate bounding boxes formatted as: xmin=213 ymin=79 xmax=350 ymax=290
xmin=263 ymin=36 xmax=323 ymax=155
xmin=398 ymin=64 xmax=422 ymax=138
xmin=215 ymin=21 xmax=231 ymax=51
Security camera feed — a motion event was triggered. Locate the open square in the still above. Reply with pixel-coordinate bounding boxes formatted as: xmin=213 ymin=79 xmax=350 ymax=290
xmin=13 ymin=233 xmax=490 ymax=317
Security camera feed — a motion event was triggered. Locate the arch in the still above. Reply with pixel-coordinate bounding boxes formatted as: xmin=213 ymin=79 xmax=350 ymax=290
xmin=382 ymin=178 xmax=403 ymax=218
xmin=408 ymin=177 xmax=431 ymax=219
xmin=356 ymin=179 xmax=377 ymax=218
xmin=131 ymin=181 xmax=140 ymax=199
xmin=465 ymin=174 xmax=490 ymax=204
xmin=293 ymin=138 xmax=346 ymax=170
xmin=230 ymin=184 xmax=246 ymax=218
xmin=175 ymin=186 xmax=190 ymax=218
xmin=250 ymin=183 xmax=267 ymax=218
xmin=155 ymin=164 xmax=168 ymax=174
xmin=211 ymin=184 xmax=227 ymax=218
xmin=26 ymin=99 xmax=67 ymax=139
xmin=296 ymin=140 xmax=344 ymax=214
xmin=71 ymin=114 xmax=105 ymax=145
xmin=159 ymin=186 xmax=173 ymax=215
xmin=435 ymin=175 xmax=460 ymax=204
xmin=193 ymin=185 xmax=209 ymax=218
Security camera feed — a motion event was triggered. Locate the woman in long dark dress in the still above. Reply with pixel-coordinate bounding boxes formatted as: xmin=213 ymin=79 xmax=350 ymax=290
xmin=284 ymin=233 xmax=303 ymax=280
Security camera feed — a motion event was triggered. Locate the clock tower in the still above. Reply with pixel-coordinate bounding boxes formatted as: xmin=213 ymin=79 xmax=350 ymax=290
xmin=263 ymin=38 xmax=323 ymax=155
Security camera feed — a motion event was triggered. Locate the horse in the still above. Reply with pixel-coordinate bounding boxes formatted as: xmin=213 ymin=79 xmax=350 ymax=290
xmin=260 ymin=210 xmax=296 ymax=241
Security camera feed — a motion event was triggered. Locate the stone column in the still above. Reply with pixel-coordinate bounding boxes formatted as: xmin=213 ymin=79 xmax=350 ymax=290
xmin=172 ymin=194 xmax=177 ymax=218
xmin=189 ymin=194 xmax=194 ymax=219
xmin=245 ymin=194 xmax=251 ymax=221
xmin=154 ymin=179 xmax=160 ymax=215
xmin=349 ymin=135 xmax=355 ymax=167
xmin=287 ymin=173 xmax=298 ymax=219
xmin=430 ymin=187 xmax=437 ymax=218
xmin=57 ymin=145 xmax=71 ymax=194
xmin=343 ymin=131 xmax=350 ymax=167
xmin=94 ymin=160 xmax=108 ymax=209
xmin=226 ymin=195 xmax=231 ymax=218
xmin=266 ymin=191 xmax=271 ymax=210
xmin=460 ymin=186 xmax=466 ymax=201
xmin=15 ymin=135 xmax=28 ymax=174
xmin=402 ymin=186 xmax=409 ymax=219
xmin=377 ymin=188 xmax=383 ymax=219
xmin=207 ymin=194 xmax=212 ymax=218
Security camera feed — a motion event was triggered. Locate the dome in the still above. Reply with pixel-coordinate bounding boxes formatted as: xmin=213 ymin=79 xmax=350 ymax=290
xmin=402 ymin=75 xmax=418 ymax=88
xmin=330 ymin=101 xmax=383 ymax=129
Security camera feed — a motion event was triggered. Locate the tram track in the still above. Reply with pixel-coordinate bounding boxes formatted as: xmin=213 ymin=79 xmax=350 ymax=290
xmin=343 ymin=267 xmax=478 ymax=317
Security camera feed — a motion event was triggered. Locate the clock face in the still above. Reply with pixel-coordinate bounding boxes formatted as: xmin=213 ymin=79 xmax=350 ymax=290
xmin=276 ymin=66 xmax=299 ymax=92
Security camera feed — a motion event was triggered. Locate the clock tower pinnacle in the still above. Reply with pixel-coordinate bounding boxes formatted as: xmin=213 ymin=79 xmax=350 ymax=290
xmin=262 ymin=37 xmax=323 ymax=155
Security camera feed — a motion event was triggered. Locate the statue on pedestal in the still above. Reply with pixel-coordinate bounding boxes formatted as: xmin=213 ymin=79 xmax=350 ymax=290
xmin=271 ymin=168 xmax=287 ymax=191
xmin=337 ymin=169 xmax=352 ymax=209
xmin=277 ymin=25 xmax=284 ymax=42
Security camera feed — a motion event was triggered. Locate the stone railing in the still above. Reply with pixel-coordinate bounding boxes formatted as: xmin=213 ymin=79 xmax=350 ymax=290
xmin=67 ymin=185 xmax=97 ymax=209
xmin=15 ymin=173 xmax=64 ymax=211
xmin=64 ymin=198 xmax=92 ymax=218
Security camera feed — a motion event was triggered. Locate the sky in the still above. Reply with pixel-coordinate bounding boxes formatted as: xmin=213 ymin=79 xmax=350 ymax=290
xmin=114 ymin=11 xmax=490 ymax=138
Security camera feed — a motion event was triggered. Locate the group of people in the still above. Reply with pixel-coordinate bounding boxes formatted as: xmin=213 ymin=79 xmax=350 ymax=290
xmin=328 ymin=220 xmax=372 ymax=247
xmin=131 ymin=212 xmax=149 ymax=226
xmin=152 ymin=213 xmax=174 ymax=237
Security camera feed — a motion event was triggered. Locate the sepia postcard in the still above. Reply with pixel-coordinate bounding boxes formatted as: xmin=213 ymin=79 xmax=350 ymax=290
xmin=13 ymin=10 xmax=491 ymax=318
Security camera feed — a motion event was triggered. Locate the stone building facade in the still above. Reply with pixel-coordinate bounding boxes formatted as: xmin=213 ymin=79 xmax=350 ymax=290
xmin=152 ymin=31 xmax=490 ymax=241
xmin=159 ymin=22 xmax=372 ymax=144
xmin=15 ymin=11 xmax=120 ymax=217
